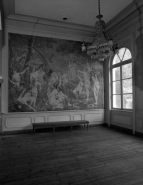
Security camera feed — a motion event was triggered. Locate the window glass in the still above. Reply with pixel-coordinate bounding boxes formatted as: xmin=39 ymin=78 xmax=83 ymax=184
xmin=113 ymin=55 xmax=121 ymax=65
xmin=112 ymin=67 xmax=120 ymax=81
xmin=118 ymin=48 xmax=126 ymax=61
xmin=122 ymin=79 xmax=132 ymax=94
xmin=122 ymin=49 xmax=132 ymax=61
xmin=123 ymin=94 xmax=133 ymax=109
xmin=112 ymin=47 xmax=132 ymax=110
xmin=113 ymin=48 xmax=132 ymax=65
xmin=122 ymin=63 xmax=132 ymax=79
xmin=113 ymin=81 xmax=121 ymax=94
xmin=113 ymin=95 xmax=121 ymax=108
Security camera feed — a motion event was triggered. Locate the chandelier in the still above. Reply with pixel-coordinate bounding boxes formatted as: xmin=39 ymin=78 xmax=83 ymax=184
xmin=82 ymin=0 xmax=118 ymax=61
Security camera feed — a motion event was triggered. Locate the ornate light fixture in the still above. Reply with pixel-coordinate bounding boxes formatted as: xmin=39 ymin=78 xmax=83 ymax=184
xmin=82 ymin=0 xmax=118 ymax=61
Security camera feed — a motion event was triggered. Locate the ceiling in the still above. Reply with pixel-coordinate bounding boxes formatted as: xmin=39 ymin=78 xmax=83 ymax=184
xmin=13 ymin=0 xmax=133 ymax=27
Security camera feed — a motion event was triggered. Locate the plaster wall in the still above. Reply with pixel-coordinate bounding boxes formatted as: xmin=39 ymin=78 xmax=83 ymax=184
xmin=105 ymin=2 xmax=143 ymax=134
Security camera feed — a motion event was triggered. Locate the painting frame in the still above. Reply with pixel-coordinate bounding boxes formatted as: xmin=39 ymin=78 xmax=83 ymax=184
xmin=8 ymin=33 xmax=104 ymax=112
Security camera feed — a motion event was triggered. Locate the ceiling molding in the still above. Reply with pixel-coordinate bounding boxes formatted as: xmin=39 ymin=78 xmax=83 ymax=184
xmin=6 ymin=13 xmax=96 ymax=43
xmin=5 ymin=18 xmax=95 ymax=42
xmin=3 ymin=0 xmax=142 ymax=42
xmin=7 ymin=13 xmax=95 ymax=33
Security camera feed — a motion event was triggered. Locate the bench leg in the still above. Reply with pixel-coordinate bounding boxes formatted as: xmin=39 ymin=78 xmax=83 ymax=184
xmin=87 ymin=124 xmax=89 ymax=130
xmin=33 ymin=127 xmax=35 ymax=134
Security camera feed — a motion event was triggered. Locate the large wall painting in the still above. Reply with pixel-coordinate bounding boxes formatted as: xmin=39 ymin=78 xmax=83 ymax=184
xmin=8 ymin=33 xmax=104 ymax=112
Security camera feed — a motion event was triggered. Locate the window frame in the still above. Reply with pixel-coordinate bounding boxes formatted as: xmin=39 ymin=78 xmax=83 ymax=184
xmin=111 ymin=48 xmax=133 ymax=110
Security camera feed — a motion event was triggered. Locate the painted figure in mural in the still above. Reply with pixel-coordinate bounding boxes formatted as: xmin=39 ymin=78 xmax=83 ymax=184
xmin=90 ymin=71 xmax=100 ymax=105
xmin=46 ymin=69 xmax=62 ymax=98
xmin=57 ymin=86 xmax=68 ymax=109
xmin=10 ymin=68 xmax=28 ymax=89
xmin=17 ymin=89 xmax=36 ymax=111
xmin=77 ymin=68 xmax=90 ymax=102
xmin=48 ymin=84 xmax=61 ymax=108
xmin=17 ymin=78 xmax=41 ymax=109
xmin=47 ymin=69 xmax=57 ymax=97
xmin=61 ymin=72 xmax=69 ymax=88
xmin=30 ymin=78 xmax=41 ymax=107
xmin=73 ymin=71 xmax=85 ymax=98
xmin=68 ymin=61 xmax=77 ymax=81
xmin=30 ymin=64 xmax=46 ymax=87
xmin=47 ymin=82 xmax=68 ymax=109
xmin=50 ymin=70 xmax=60 ymax=86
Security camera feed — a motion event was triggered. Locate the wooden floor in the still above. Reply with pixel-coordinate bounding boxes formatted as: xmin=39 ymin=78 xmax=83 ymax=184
xmin=1 ymin=125 xmax=143 ymax=185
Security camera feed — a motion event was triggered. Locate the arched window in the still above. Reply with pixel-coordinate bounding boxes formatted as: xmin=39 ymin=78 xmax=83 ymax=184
xmin=111 ymin=48 xmax=133 ymax=109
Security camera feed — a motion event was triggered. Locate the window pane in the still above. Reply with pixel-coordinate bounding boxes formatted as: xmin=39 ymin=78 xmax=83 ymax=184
xmin=112 ymin=67 xmax=120 ymax=81
xmin=123 ymin=94 xmax=133 ymax=109
xmin=113 ymin=54 xmax=121 ymax=65
xmin=113 ymin=48 xmax=132 ymax=65
xmin=122 ymin=48 xmax=132 ymax=61
xmin=123 ymin=79 xmax=132 ymax=93
xmin=118 ymin=48 xmax=126 ymax=61
xmin=113 ymin=95 xmax=121 ymax=108
xmin=122 ymin=63 xmax=132 ymax=79
xmin=113 ymin=81 xmax=121 ymax=94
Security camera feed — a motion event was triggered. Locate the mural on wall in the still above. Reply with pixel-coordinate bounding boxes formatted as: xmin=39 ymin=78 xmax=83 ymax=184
xmin=8 ymin=33 xmax=104 ymax=112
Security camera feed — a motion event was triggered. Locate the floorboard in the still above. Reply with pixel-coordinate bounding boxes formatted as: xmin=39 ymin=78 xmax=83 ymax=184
xmin=0 ymin=125 xmax=143 ymax=185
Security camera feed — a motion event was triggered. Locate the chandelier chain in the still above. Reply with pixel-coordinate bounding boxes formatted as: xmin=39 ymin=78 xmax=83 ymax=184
xmin=98 ymin=0 xmax=101 ymax=16
xmin=81 ymin=0 xmax=118 ymax=61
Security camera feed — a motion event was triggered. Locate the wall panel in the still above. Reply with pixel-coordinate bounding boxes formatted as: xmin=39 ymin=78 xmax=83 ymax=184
xmin=48 ymin=115 xmax=71 ymax=122
xmin=111 ymin=110 xmax=133 ymax=129
xmin=6 ymin=117 xmax=32 ymax=128
xmin=34 ymin=116 xmax=45 ymax=123
xmin=73 ymin=114 xmax=82 ymax=121
xmin=85 ymin=113 xmax=104 ymax=125
xmin=2 ymin=109 xmax=104 ymax=132
xmin=135 ymin=113 xmax=143 ymax=132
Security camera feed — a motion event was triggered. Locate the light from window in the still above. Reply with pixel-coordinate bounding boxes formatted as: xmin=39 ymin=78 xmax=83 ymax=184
xmin=113 ymin=95 xmax=121 ymax=108
xmin=112 ymin=48 xmax=133 ymax=110
xmin=113 ymin=48 xmax=132 ymax=65
xmin=112 ymin=67 xmax=120 ymax=81
xmin=123 ymin=94 xmax=133 ymax=109
xmin=122 ymin=63 xmax=132 ymax=79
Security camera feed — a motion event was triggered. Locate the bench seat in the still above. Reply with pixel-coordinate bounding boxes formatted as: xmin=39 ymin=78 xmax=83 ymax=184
xmin=33 ymin=120 xmax=89 ymax=133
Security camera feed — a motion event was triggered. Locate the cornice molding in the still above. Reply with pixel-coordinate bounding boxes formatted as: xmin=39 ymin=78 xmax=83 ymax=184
xmin=5 ymin=18 xmax=95 ymax=42
xmin=5 ymin=14 xmax=97 ymax=42
xmin=7 ymin=13 xmax=95 ymax=34
xmin=5 ymin=13 xmax=98 ymax=42
xmin=4 ymin=1 xmax=143 ymax=42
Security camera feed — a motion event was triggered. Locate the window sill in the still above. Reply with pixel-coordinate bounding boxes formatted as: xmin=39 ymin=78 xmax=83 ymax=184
xmin=111 ymin=109 xmax=133 ymax=113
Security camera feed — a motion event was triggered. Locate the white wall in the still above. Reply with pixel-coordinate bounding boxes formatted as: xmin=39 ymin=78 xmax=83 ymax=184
xmin=105 ymin=3 xmax=143 ymax=134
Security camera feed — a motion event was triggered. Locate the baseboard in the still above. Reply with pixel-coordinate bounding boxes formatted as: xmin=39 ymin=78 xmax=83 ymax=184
xmin=103 ymin=123 xmax=133 ymax=135
xmin=1 ymin=129 xmax=33 ymax=135
xmin=135 ymin=131 xmax=143 ymax=138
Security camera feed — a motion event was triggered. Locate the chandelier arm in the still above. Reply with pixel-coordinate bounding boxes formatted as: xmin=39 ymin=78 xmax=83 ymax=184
xmin=81 ymin=0 xmax=118 ymax=61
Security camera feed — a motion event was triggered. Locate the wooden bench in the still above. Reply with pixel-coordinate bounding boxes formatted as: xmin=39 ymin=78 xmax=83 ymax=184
xmin=33 ymin=120 xmax=89 ymax=133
